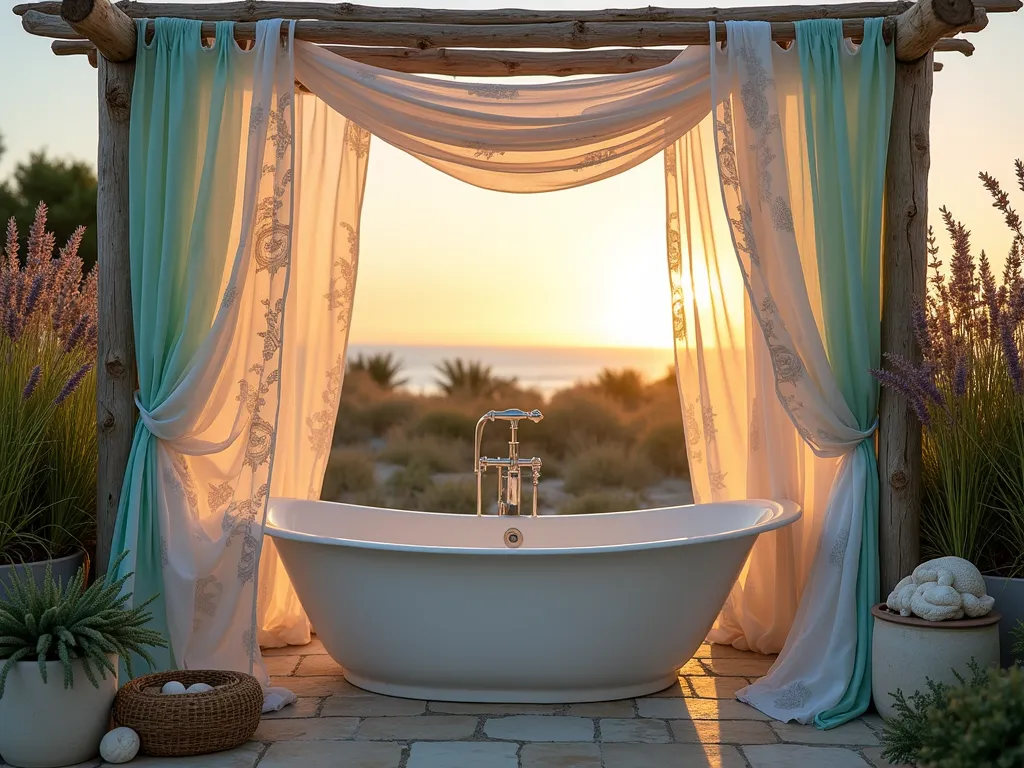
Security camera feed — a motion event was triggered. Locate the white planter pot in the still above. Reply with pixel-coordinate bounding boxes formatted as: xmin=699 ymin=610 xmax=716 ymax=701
xmin=0 ymin=655 xmax=117 ymax=768
xmin=871 ymin=604 xmax=1001 ymax=720
xmin=983 ymin=575 xmax=1024 ymax=668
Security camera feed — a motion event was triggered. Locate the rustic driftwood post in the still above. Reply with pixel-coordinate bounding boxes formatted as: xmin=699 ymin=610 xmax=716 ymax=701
xmin=62 ymin=0 xmax=138 ymax=575
xmin=879 ymin=53 xmax=934 ymax=594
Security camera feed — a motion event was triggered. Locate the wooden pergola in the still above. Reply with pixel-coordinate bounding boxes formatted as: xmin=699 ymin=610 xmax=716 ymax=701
xmin=13 ymin=0 xmax=1022 ymax=592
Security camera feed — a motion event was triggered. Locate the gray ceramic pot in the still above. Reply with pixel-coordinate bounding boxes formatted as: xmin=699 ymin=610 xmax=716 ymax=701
xmin=0 ymin=551 xmax=86 ymax=601
xmin=984 ymin=575 xmax=1024 ymax=668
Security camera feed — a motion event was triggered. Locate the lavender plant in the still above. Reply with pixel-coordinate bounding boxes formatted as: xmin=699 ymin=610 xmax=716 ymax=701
xmin=872 ymin=161 xmax=1024 ymax=576
xmin=0 ymin=203 xmax=97 ymax=565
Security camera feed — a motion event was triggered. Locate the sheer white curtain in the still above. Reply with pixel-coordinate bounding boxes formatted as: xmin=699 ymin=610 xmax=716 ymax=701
xmin=666 ymin=22 xmax=886 ymax=724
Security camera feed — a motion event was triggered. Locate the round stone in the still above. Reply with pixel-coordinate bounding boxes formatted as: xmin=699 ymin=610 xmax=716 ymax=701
xmin=186 ymin=682 xmax=214 ymax=694
xmin=161 ymin=680 xmax=186 ymax=695
xmin=99 ymin=727 xmax=140 ymax=764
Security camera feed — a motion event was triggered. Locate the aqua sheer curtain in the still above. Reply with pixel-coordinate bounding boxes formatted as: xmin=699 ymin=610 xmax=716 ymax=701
xmin=111 ymin=17 xmax=297 ymax=681
xmin=796 ymin=18 xmax=891 ymax=728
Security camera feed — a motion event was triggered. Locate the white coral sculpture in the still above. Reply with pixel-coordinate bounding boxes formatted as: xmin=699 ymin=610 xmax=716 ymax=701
xmin=885 ymin=556 xmax=995 ymax=621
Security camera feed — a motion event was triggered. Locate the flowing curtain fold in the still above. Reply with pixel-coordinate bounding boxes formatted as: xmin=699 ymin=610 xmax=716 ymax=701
xmin=689 ymin=19 xmax=892 ymax=725
xmin=293 ymin=41 xmax=713 ymax=192
xmin=113 ymin=17 xmax=298 ymax=680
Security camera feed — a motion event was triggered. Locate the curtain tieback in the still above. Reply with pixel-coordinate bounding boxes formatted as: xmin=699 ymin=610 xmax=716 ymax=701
xmin=134 ymin=389 xmax=251 ymax=455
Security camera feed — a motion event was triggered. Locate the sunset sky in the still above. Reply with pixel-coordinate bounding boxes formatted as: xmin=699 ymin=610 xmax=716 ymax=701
xmin=3 ymin=0 xmax=1022 ymax=350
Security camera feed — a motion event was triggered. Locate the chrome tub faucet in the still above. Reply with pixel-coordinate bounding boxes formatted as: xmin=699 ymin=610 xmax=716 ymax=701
xmin=474 ymin=409 xmax=543 ymax=517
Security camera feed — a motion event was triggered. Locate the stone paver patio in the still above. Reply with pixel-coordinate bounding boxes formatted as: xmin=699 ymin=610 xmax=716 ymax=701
xmin=7 ymin=641 xmax=908 ymax=768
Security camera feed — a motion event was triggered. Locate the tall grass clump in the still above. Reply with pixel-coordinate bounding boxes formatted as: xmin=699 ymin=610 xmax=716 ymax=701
xmin=0 ymin=204 xmax=97 ymax=565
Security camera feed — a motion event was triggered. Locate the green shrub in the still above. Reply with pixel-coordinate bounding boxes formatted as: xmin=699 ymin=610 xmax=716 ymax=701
xmin=639 ymin=423 xmax=689 ymax=479
xmin=562 ymin=444 xmax=656 ymax=495
xmin=347 ymin=352 xmax=408 ymax=390
xmin=917 ymin=665 xmax=1024 ymax=768
xmin=411 ymin=409 xmax=476 ymax=443
xmin=595 ymin=368 xmax=647 ymax=409
xmin=332 ymin=397 xmax=418 ymax=446
xmin=420 ymin=480 xmax=477 ymax=515
xmin=363 ymin=398 xmax=418 ymax=437
xmin=559 ymin=490 xmax=642 ymax=515
xmin=534 ymin=391 xmax=630 ymax=459
xmin=379 ymin=435 xmax=468 ymax=473
xmin=321 ymin=449 xmax=377 ymax=500
xmin=881 ymin=660 xmax=990 ymax=765
xmin=384 ymin=460 xmax=436 ymax=509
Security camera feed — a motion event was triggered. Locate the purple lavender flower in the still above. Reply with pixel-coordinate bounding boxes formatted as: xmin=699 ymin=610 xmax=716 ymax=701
xmin=22 ymin=273 xmax=44 ymax=321
xmin=887 ymin=353 xmax=945 ymax=407
xmin=999 ymin=314 xmax=1024 ymax=394
xmin=953 ymin=352 xmax=968 ymax=398
xmin=63 ymin=315 xmax=87 ymax=354
xmin=22 ymin=365 xmax=41 ymax=400
xmin=54 ymin=363 xmax=92 ymax=406
xmin=912 ymin=302 xmax=934 ymax=362
xmin=871 ymin=367 xmax=932 ymax=427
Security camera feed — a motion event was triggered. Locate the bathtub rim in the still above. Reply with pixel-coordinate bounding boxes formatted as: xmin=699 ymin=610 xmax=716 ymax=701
xmin=264 ymin=497 xmax=801 ymax=556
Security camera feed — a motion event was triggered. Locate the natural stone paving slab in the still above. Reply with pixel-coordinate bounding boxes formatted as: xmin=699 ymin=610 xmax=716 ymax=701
xmin=261 ymin=637 xmax=325 ymax=657
xmin=484 ymin=715 xmax=595 ymax=742
xmin=860 ymin=715 xmax=886 ymax=733
xmin=253 ymin=717 xmax=358 ymax=741
xmin=770 ymin=721 xmax=878 ymax=746
xmin=97 ymin=744 xmax=263 ymax=768
xmin=601 ymin=743 xmax=747 ymax=767
xmin=263 ymin=655 xmax=302 ymax=676
xmin=671 ymin=719 xmax=778 ymax=744
xmin=637 ymin=697 xmax=771 ymax=720
xmin=862 ymin=746 xmax=913 ymax=768
xmin=648 ymin=680 xmax=689 ymax=697
xmin=271 ymin=675 xmax=360 ymax=697
xmin=356 ymin=715 xmax=479 ymax=740
xmin=565 ymin=700 xmax=634 ymax=718
xmin=600 ymin=718 xmax=672 ymax=743
xmin=701 ymin=657 xmax=776 ymax=676
xmin=678 ymin=658 xmax=707 ymax=675
xmin=260 ymin=697 xmax=321 ymax=719
xmin=407 ymin=742 xmax=518 ymax=768
xmin=260 ymin=741 xmax=402 ymax=768
xmin=520 ymin=743 xmax=602 ymax=767
xmin=744 ymin=744 xmax=872 ymax=768
xmin=685 ymin=676 xmax=750 ymax=699
xmin=429 ymin=701 xmax=562 ymax=715
xmin=294 ymin=654 xmax=345 ymax=677
xmin=321 ymin=693 xmax=427 ymax=717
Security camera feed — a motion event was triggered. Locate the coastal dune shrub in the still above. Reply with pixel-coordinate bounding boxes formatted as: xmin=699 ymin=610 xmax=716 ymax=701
xmin=559 ymin=490 xmax=642 ymax=515
xmin=639 ymin=423 xmax=689 ymax=479
xmin=562 ymin=444 xmax=656 ymax=495
xmin=420 ymin=480 xmax=477 ymax=515
xmin=411 ymin=409 xmax=477 ymax=443
xmin=535 ymin=390 xmax=630 ymax=459
xmin=379 ymin=435 xmax=469 ymax=474
xmin=321 ymin=449 xmax=377 ymax=501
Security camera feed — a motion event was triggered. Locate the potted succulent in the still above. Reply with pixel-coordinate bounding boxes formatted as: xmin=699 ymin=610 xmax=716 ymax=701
xmin=0 ymin=550 xmax=166 ymax=768
xmin=0 ymin=204 xmax=97 ymax=596
xmin=873 ymin=161 xmax=1024 ymax=667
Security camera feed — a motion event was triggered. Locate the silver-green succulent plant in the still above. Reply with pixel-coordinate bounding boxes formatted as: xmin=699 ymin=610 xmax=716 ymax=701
xmin=0 ymin=550 xmax=167 ymax=698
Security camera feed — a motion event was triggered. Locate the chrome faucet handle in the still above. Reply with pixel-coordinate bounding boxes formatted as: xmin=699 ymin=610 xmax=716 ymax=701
xmin=484 ymin=408 xmax=543 ymax=424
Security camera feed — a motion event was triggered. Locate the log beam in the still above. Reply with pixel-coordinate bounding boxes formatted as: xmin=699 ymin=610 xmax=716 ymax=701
xmin=14 ymin=0 xmax=1024 ymax=23
xmin=95 ymin=54 xmax=137 ymax=576
xmin=894 ymin=0 xmax=976 ymax=59
xmin=879 ymin=54 xmax=933 ymax=594
xmin=61 ymin=0 xmax=135 ymax=61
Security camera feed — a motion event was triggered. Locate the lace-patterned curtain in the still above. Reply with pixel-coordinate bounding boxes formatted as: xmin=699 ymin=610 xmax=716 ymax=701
xmin=667 ymin=20 xmax=892 ymax=726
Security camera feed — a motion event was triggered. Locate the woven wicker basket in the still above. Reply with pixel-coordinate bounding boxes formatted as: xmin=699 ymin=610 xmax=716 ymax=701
xmin=112 ymin=670 xmax=263 ymax=757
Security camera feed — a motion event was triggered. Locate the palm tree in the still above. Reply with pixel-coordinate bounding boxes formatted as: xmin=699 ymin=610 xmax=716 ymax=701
xmin=348 ymin=353 xmax=408 ymax=390
xmin=595 ymin=367 xmax=647 ymax=408
xmin=435 ymin=358 xmax=512 ymax=398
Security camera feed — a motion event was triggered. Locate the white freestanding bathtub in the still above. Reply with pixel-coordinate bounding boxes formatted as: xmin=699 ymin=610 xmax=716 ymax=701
xmin=265 ymin=498 xmax=800 ymax=703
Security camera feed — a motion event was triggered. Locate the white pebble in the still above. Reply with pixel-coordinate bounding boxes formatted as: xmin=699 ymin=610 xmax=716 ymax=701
xmin=99 ymin=727 xmax=140 ymax=764
xmin=186 ymin=682 xmax=214 ymax=694
xmin=161 ymin=680 xmax=186 ymax=695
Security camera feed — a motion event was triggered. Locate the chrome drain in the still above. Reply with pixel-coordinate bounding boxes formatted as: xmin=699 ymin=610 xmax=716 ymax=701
xmin=504 ymin=528 xmax=523 ymax=548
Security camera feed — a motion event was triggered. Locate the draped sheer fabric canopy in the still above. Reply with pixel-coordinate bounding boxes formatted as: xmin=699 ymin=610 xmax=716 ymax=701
xmin=116 ymin=16 xmax=891 ymax=728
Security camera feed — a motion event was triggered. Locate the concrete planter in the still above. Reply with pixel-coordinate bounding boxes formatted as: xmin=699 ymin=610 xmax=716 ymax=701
xmin=0 ymin=551 xmax=86 ymax=601
xmin=983 ymin=575 xmax=1024 ymax=668
xmin=0 ymin=655 xmax=117 ymax=768
xmin=871 ymin=604 xmax=1001 ymax=720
